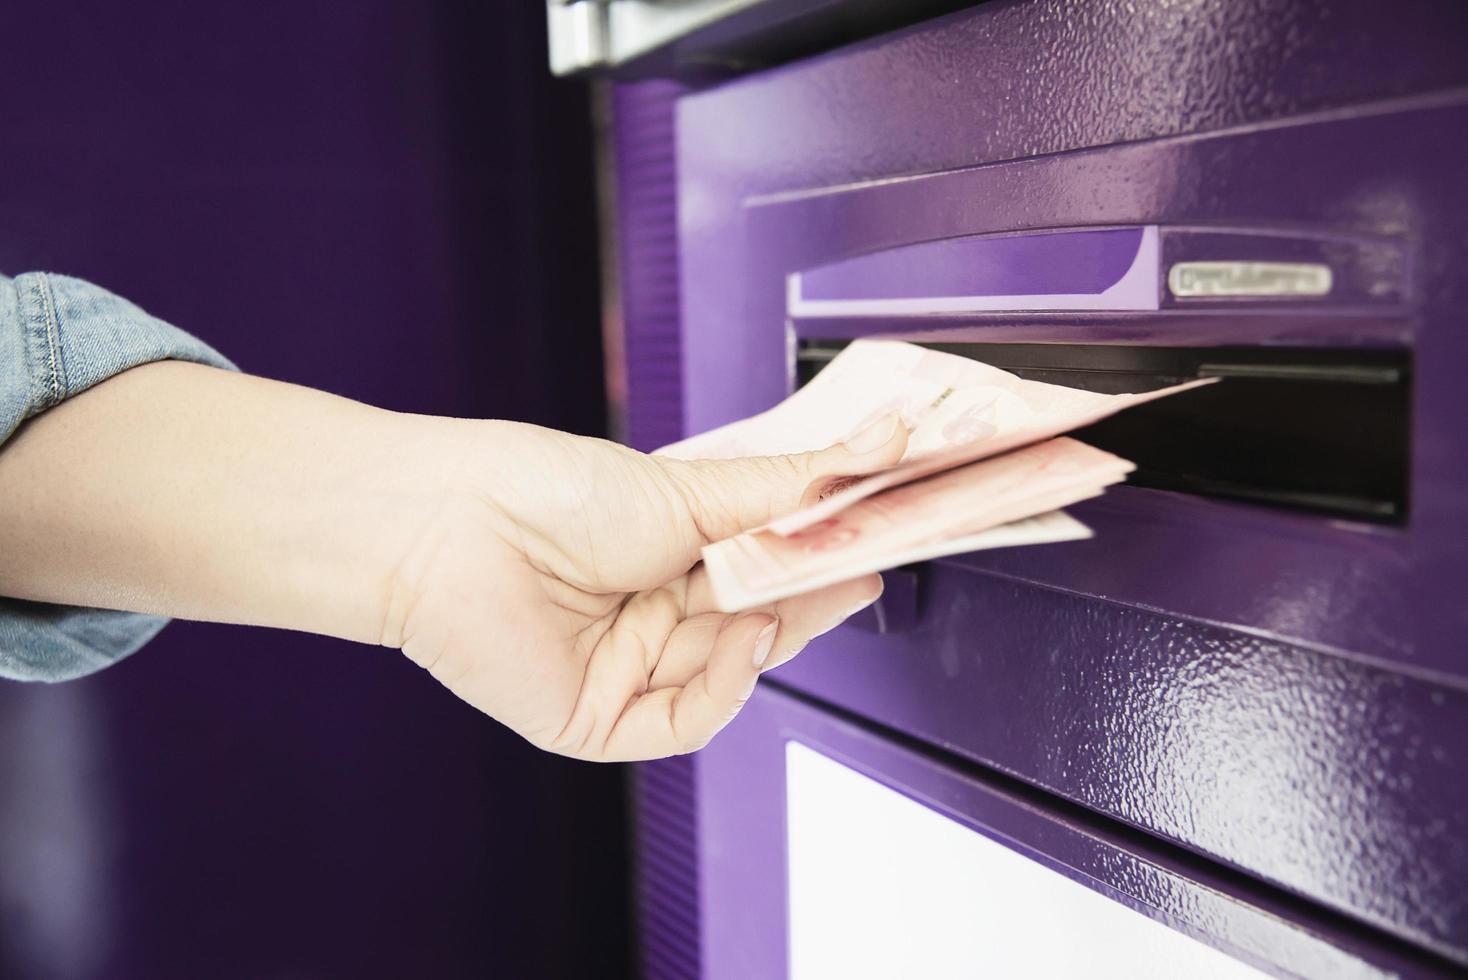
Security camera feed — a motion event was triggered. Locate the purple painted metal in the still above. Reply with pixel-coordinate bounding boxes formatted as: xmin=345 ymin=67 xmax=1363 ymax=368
xmin=679 ymin=0 xmax=1468 ymax=435
xmin=1158 ymin=229 xmax=1408 ymax=310
xmin=769 ymin=570 xmax=1468 ymax=963
xmin=671 ymin=0 xmax=1468 ymax=972
xmin=797 ymin=226 xmax=1144 ymax=301
xmin=699 ymin=686 xmax=1462 ymax=979
xmin=729 ymin=101 xmax=1465 ymax=682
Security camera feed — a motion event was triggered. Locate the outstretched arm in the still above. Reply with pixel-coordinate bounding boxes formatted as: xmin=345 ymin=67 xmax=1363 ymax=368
xmin=0 ymin=359 xmax=907 ymax=760
xmin=0 ymin=361 xmax=459 ymax=644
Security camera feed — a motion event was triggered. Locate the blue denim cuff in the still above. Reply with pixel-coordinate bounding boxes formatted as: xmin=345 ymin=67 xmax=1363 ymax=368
xmin=0 ymin=272 xmax=237 ymax=681
xmin=2 ymin=272 xmax=236 ymax=442
xmin=0 ymin=599 xmax=171 ymax=682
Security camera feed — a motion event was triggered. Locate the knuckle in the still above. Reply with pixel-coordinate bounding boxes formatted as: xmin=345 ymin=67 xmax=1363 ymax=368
xmin=774 ymin=452 xmax=815 ymax=481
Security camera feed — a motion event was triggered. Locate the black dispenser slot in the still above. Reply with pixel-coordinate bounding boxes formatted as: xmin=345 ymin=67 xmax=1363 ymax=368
xmin=796 ymin=342 xmax=1411 ymax=523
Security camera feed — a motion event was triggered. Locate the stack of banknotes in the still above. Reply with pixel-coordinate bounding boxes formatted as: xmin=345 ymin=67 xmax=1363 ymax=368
xmin=659 ymin=340 xmax=1212 ymax=612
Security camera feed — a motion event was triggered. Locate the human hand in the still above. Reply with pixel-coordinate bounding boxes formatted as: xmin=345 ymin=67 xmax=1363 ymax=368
xmin=379 ymin=415 xmax=908 ymax=761
xmin=0 ymin=358 xmax=902 ymax=760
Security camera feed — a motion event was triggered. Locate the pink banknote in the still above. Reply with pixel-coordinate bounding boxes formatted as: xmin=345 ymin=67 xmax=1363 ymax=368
xmin=702 ymin=437 xmax=1133 ymax=611
xmin=658 ymin=339 xmax=1209 ymax=537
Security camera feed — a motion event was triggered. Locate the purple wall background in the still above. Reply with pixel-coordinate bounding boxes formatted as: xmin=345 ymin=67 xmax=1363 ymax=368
xmin=0 ymin=3 xmax=628 ymax=978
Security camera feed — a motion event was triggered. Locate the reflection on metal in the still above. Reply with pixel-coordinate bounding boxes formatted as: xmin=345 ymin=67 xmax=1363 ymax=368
xmin=1169 ymin=261 xmax=1333 ymax=298
xmin=789 ymin=227 xmax=1162 ymax=316
xmin=547 ymin=0 xmax=608 ymax=75
xmin=547 ymin=0 xmax=763 ymax=75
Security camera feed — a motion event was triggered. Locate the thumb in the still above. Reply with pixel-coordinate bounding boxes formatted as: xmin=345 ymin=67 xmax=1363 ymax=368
xmin=663 ymin=413 xmax=908 ymax=544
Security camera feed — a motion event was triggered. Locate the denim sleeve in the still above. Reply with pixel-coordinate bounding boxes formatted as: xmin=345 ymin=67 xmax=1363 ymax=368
xmin=0 ymin=272 xmax=237 ymax=682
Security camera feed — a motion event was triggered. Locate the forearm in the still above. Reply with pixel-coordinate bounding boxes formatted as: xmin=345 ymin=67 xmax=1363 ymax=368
xmin=0 ymin=361 xmax=464 ymax=644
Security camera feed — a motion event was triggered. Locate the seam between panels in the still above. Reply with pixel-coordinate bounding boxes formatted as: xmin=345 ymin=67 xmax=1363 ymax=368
xmin=31 ymin=272 xmax=66 ymax=410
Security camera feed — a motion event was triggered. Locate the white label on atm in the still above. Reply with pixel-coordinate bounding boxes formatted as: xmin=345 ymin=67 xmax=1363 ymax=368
xmin=1168 ymin=261 xmax=1332 ymax=298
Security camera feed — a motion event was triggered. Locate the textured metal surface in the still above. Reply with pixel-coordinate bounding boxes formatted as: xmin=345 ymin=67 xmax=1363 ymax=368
xmin=673 ymin=0 xmax=1468 ymax=971
xmin=742 ymin=102 xmax=1457 ymax=682
xmin=678 ymin=0 xmax=1468 ymax=435
xmin=677 ymin=0 xmax=1468 ymax=214
xmin=775 ymin=571 xmax=1468 ymax=965
xmin=698 ymin=685 xmax=1463 ymax=979
xmin=1159 ymin=230 xmax=1405 ymax=309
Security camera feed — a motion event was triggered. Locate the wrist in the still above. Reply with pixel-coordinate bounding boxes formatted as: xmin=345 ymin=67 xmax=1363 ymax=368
xmin=288 ymin=409 xmax=480 ymax=647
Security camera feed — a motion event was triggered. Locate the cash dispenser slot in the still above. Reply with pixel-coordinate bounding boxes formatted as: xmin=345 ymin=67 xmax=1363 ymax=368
xmin=796 ymin=341 xmax=1411 ymax=523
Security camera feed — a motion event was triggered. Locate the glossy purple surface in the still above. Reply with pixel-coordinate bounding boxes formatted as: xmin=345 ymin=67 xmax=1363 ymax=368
xmin=673 ymin=0 xmax=1468 ymax=971
xmin=797 ymin=226 xmax=1143 ymax=300
xmin=1158 ymin=229 xmax=1407 ymax=310
xmin=777 ymin=568 xmax=1467 ymax=961
xmin=700 ymin=686 xmax=1461 ymax=979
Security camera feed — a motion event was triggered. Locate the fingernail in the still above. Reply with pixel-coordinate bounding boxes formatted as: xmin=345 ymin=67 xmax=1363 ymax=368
xmin=842 ymin=413 xmax=899 ymax=454
xmin=849 ymin=575 xmax=885 ymax=617
xmin=752 ymin=619 xmax=779 ymax=668
xmin=821 ymin=591 xmax=882 ymax=634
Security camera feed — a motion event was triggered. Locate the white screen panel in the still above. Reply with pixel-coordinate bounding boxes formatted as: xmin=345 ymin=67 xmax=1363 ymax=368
xmin=786 ymin=741 xmax=1272 ymax=980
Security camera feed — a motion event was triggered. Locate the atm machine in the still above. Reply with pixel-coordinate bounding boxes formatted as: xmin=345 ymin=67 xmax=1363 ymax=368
xmin=551 ymin=2 xmax=1468 ymax=976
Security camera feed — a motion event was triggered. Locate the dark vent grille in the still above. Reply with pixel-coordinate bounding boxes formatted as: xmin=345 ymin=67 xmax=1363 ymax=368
xmin=632 ymin=757 xmax=701 ymax=979
xmin=612 ymin=80 xmax=688 ymax=453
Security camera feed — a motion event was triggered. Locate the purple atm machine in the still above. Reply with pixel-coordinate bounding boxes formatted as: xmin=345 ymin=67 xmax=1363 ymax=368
xmin=554 ymin=1 xmax=1468 ymax=976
